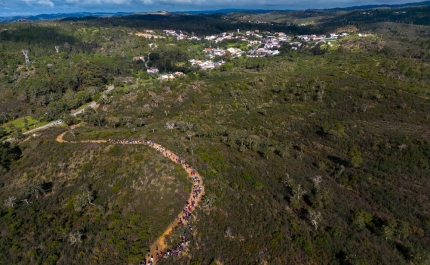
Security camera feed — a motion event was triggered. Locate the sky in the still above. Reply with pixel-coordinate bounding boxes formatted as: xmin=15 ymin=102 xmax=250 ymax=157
xmin=0 ymin=0 xmax=423 ymax=17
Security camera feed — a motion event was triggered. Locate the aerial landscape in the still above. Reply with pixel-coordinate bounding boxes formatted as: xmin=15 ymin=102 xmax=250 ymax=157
xmin=0 ymin=0 xmax=429 ymax=264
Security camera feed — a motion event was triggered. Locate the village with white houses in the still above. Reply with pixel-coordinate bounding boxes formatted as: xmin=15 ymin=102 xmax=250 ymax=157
xmin=140 ymin=29 xmax=361 ymax=81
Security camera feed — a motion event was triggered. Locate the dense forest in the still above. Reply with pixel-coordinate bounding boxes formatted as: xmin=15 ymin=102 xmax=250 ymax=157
xmin=1 ymin=3 xmax=430 ymax=265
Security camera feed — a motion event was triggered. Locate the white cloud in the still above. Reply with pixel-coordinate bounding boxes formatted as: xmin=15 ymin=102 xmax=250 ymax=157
xmin=65 ymin=0 xmax=132 ymax=4
xmin=38 ymin=0 xmax=55 ymax=6
xmin=20 ymin=0 xmax=55 ymax=7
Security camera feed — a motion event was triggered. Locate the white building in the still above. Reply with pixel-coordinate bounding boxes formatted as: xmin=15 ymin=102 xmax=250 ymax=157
xmin=147 ymin=67 xmax=159 ymax=74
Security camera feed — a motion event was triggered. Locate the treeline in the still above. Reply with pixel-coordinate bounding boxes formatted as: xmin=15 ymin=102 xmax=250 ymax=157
xmin=0 ymin=24 xmax=146 ymax=126
xmin=62 ymin=13 xmax=304 ymax=35
xmin=0 ymin=142 xmax=21 ymax=174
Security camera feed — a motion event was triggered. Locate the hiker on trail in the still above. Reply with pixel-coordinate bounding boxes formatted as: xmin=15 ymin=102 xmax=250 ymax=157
xmin=61 ymin=135 xmax=205 ymax=263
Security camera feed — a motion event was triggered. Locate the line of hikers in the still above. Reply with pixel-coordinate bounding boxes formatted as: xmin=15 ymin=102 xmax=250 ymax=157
xmin=107 ymin=138 xmax=148 ymax=145
xmin=104 ymin=138 xmax=203 ymax=265
xmin=106 ymin=138 xmax=188 ymax=166
xmin=140 ymin=229 xmax=193 ymax=265
xmin=140 ymin=219 xmax=195 ymax=265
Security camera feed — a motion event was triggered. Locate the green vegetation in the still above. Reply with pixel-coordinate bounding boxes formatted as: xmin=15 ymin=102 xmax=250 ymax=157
xmin=1 ymin=116 xmax=46 ymax=134
xmin=1 ymin=4 xmax=430 ymax=265
xmin=0 ymin=142 xmax=21 ymax=173
xmin=0 ymin=128 xmax=189 ymax=264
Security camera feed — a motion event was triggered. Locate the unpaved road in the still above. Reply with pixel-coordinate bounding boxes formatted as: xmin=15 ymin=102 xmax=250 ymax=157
xmin=56 ymin=131 xmax=205 ymax=264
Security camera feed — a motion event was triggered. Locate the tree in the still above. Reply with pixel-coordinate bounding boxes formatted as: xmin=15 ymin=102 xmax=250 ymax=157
xmin=69 ymin=231 xmax=83 ymax=245
xmin=188 ymin=141 xmax=197 ymax=156
xmin=225 ymin=227 xmax=232 ymax=238
xmin=59 ymin=163 xmax=68 ymax=171
xmin=202 ymin=193 xmax=216 ymax=208
xmin=25 ymin=183 xmax=45 ymax=199
xmin=321 ymin=121 xmax=329 ymax=134
xmin=335 ymin=164 xmax=345 ymax=178
xmin=63 ymin=115 xmax=77 ymax=126
xmin=294 ymin=184 xmax=306 ymax=201
xmin=317 ymin=84 xmax=325 ymax=102
xmin=352 ymin=210 xmax=373 ymax=231
xmin=381 ymin=219 xmax=397 ymax=241
xmin=382 ymin=224 xmax=395 ymax=241
xmin=91 ymin=113 xmax=106 ymax=127
xmin=0 ymin=143 xmax=22 ymax=171
xmin=107 ymin=117 xmax=120 ymax=128
xmin=395 ymin=220 xmax=410 ymax=239
xmin=0 ymin=112 xmax=8 ymax=125
xmin=23 ymin=118 xmax=29 ymax=130
xmin=314 ymin=187 xmax=332 ymax=209
xmin=349 ymin=147 xmax=363 ymax=168
xmin=312 ymin=176 xmax=322 ymax=189
xmin=0 ymin=127 xmax=7 ymax=138
xmin=73 ymin=186 xmax=94 ymax=211
xmin=281 ymin=173 xmax=292 ymax=187
xmin=309 ymin=210 xmax=322 ymax=230
xmin=186 ymin=130 xmax=194 ymax=142
xmin=3 ymin=196 xmax=16 ymax=208
xmin=150 ymin=94 xmax=163 ymax=107
xmin=261 ymin=146 xmax=273 ymax=160
xmin=186 ymin=122 xmax=194 ymax=131
xmin=165 ymin=121 xmax=175 ymax=132
xmin=222 ymin=50 xmax=232 ymax=61
xmin=398 ymin=144 xmax=407 ymax=151
xmin=138 ymin=107 xmax=153 ymax=118
xmin=291 ymin=184 xmax=306 ymax=207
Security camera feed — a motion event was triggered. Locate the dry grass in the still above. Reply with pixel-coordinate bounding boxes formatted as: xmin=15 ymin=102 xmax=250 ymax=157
xmin=135 ymin=32 xmax=165 ymax=38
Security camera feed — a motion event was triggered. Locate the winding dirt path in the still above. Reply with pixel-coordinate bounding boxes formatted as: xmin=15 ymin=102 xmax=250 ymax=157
xmin=56 ymin=130 xmax=205 ymax=264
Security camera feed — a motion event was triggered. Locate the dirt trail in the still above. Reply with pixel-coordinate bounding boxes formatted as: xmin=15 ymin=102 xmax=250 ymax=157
xmin=56 ymin=130 xmax=205 ymax=264
xmin=147 ymin=143 xmax=205 ymax=263
xmin=55 ymin=131 xmax=67 ymax=143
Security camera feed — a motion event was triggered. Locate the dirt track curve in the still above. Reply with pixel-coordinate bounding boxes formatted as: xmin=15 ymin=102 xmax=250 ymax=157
xmin=56 ymin=130 xmax=205 ymax=264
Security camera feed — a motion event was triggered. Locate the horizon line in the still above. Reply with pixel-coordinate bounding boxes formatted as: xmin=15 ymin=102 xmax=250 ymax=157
xmin=0 ymin=0 xmax=428 ymax=19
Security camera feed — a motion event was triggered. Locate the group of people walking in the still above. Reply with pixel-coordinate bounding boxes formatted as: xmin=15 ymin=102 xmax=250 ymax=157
xmin=107 ymin=138 xmax=151 ymax=145
xmin=104 ymin=138 xmax=203 ymax=265
xmin=146 ymin=142 xmax=203 ymax=264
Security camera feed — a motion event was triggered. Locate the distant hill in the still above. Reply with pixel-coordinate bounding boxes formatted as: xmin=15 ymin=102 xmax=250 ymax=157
xmin=0 ymin=12 xmax=133 ymax=23
xmin=0 ymin=9 xmax=288 ymax=22
xmin=331 ymin=0 xmax=430 ymax=10
xmin=173 ymin=1 xmax=429 ymax=14
xmin=0 ymin=1 xmax=428 ymax=22
xmin=171 ymin=9 xmax=294 ymax=14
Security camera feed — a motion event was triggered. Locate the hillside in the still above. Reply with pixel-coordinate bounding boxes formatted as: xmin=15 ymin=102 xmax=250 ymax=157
xmin=1 ymin=5 xmax=430 ymax=265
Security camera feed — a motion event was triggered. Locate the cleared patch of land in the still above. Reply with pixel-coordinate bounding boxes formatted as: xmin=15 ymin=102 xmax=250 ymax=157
xmin=135 ymin=32 xmax=165 ymax=38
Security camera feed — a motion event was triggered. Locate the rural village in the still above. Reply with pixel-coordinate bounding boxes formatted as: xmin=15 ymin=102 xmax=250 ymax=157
xmin=138 ymin=29 xmax=354 ymax=81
